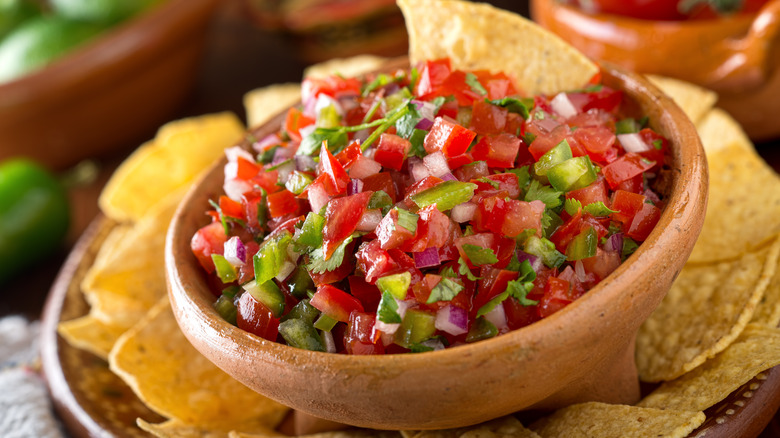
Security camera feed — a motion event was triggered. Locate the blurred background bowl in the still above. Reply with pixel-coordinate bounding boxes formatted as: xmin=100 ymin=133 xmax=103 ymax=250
xmin=0 ymin=0 xmax=220 ymax=170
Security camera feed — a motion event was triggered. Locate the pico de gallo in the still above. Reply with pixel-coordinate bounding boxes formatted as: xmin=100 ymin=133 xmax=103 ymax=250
xmin=191 ymin=58 xmax=668 ymax=354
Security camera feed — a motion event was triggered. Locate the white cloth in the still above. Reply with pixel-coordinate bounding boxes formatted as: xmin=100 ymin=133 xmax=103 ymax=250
xmin=0 ymin=316 xmax=64 ymax=438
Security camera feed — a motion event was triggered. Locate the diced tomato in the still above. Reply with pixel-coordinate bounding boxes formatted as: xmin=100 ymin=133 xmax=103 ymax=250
xmin=609 ymin=190 xmax=645 ymax=226
xmin=374 ymin=133 xmax=411 ymax=171
xmin=191 ymin=222 xmax=227 ymax=273
xmin=345 ymin=312 xmax=384 ymax=354
xmin=528 ymin=124 xmax=570 ymax=161
xmin=602 ymin=153 xmax=656 ymax=189
xmin=504 ymin=112 xmax=525 ymax=137
xmin=472 ymin=268 xmax=518 ymax=316
xmin=472 ymin=173 xmax=521 ymax=199
xmin=236 ymin=292 xmax=280 ymax=341
xmin=436 ymin=99 xmax=459 ymax=119
xmin=415 ymin=59 xmax=451 ymax=97
xmin=616 ymin=173 xmax=644 ymax=194
xmin=406 ymin=204 xmax=458 ymax=252
xmin=284 ymin=107 xmax=315 ymax=142
xmin=387 ymin=249 xmax=425 ymax=286
xmin=322 ymin=191 xmax=373 ymax=258
xmin=302 ymin=75 xmax=362 ymax=102
xmin=572 ymin=125 xmax=617 ymax=164
xmin=474 ymin=197 xmax=544 ymax=239
xmin=335 ymin=141 xmax=363 ymax=168
xmin=219 ymin=195 xmax=245 ymax=221
xmin=581 ymin=247 xmax=621 ymax=283
xmin=473 ymin=70 xmax=518 ymax=100
xmin=565 ymin=179 xmax=610 ymax=207
xmin=566 ymin=86 xmax=623 ymax=114
xmin=470 ymin=100 xmax=508 ymax=135
xmin=310 ymin=285 xmax=365 ymax=322
xmin=549 ymin=211 xmax=609 ymax=253
xmin=454 ymin=233 xmax=500 ymax=268
xmin=362 ymin=172 xmax=397 ymax=203
xmin=251 ymin=169 xmax=281 ymax=194
xmin=266 ymin=190 xmax=299 ymax=218
xmin=423 ymin=118 xmax=477 ymax=157
xmin=376 ymin=207 xmax=416 ymax=250
xmin=446 ymin=153 xmax=474 ymax=170
xmin=454 ymin=161 xmax=489 ymax=182
xmin=470 ymin=133 xmax=521 ymax=168
xmin=438 ymin=70 xmax=483 ymax=106
xmin=236 ymin=156 xmax=262 ymax=180
xmin=348 ymin=276 xmax=382 ymax=313
xmin=627 ymin=201 xmax=661 ymax=242
xmin=403 ymin=176 xmax=443 ymax=203
xmin=636 ymin=128 xmax=667 ymax=168
xmin=319 ymin=145 xmax=350 ymax=196
xmin=504 ymin=297 xmax=541 ymax=330
xmin=538 ymin=276 xmax=573 ymax=318
xmin=355 ymin=240 xmax=399 ymax=283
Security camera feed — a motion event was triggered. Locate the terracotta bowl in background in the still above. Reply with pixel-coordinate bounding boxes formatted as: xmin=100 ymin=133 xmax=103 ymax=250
xmin=166 ymin=62 xmax=708 ymax=430
xmin=0 ymin=0 xmax=220 ymax=170
xmin=531 ymin=0 xmax=780 ymax=141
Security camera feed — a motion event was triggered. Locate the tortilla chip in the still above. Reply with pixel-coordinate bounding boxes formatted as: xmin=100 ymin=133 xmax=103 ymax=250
xmin=99 ymin=112 xmax=244 ymax=223
xmin=109 ymin=299 xmax=289 ymax=430
xmin=646 ymin=76 xmax=717 ymax=126
xmin=230 ymin=430 xmax=399 ymax=438
xmin=529 ymin=403 xmax=705 ymax=438
xmin=57 ymin=314 xmax=127 ymax=360
xmin=639 ymin=324 xmax=780 ymax=411
xmin=244 ymin=83 xmax=302 ymax=129
xmin=397 ymin=0 xmax=598 ymax=96
xmin=688 ymin=144 xmax=780 ymax=264
xmin=695 ymin=107 xmax=754 ymax=155
xmin=81 ymin=188 xmax=185 ymax=330
xmin=138 ymin=418 xmax=236 ymax=438
xmin=303 ymin=55 xmax=388 ymax=79
xmin=751 ymin=257 xmax=780 ymax=327
xmin=404 ymin=416 xmax=539 ymax=438
xmin=636 ymin=238 xmax=780 ymax=382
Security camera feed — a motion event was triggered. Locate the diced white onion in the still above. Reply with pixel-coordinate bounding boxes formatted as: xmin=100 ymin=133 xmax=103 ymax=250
xmin=321 ymin=330 xmax=337 ymax=353
xmin=299 ymin=124 xmax=316 ymax=141
xmin=550 ymin=92 xmax=578 ymax=119
xmin=374 ymin=319 xmax=400 ymax=336
xmin=348 ymin=156 xmax=382 ymax=179
xmin=419 ymin=338 xmax=446 ymax=351
xmin=223 ymin=177 xmax=252 ymax=201
xmin=574 ymin=260 xmax=587 ymax=283
xmin=307 ymin=182 xmax=330 ymax=213
xmin=483 ymin=302 xmax=508 ymax=332
xmin=274 ymin=160 xmax=296 ymax=185
xmin=450 ymin=202 xmax=477 ymax=223
xmin=253 ymin=134 xmax=282 ymax=153
xmin=617 ymin=133 xmax=652 ymax=153
xmin=356 ymin=209 xmax=382 ymax=232
xmin=225 ymin=145 xmax=254 ymax=163
xmin=315 ymin=94 xmax=345 ymax=117
xmin=423 ymin=151 xmax=450 ymax=177
xmin=409 ymin=157 xmax=431 ymax=182
xmin=275 ymin=260 xmax=296 ymax=282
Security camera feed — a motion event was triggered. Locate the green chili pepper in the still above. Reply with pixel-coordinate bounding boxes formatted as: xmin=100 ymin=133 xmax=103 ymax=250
xmin=0 ymin=159 xmax=70 ymax=285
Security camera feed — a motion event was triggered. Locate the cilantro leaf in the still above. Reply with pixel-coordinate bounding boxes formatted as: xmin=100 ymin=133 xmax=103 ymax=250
xmin=508 ymin=165 xmax=531 ymax=191
xmin=506 ymin=280 xmax=538 ymax=306
xmin=395 ymin=104 xmax=422 ymax=139
xmin=525 ymin=179 xmax=563 ymax=209
xmin=486 ymin=97 xmax=534 ymax=119
xmin=583 ymin=201 xmax=617 ymax=217
xmin=377 ymin=291 xmax=402 ymax=324
xmin=362 ymin=73 xmax=394 ymax=97
xmin=298 ymin=128 xmax=348 ymax=156
xmin=427 ymin=277 xmax=464 ymax=304
xmin=457 ymin=257 xmax=481 ymax=281
xmin=565 ymin=198 xmax=582 ymax=216
xmin=462 ymin=244 xmax=499 ymax=266
xmin=476 ymin=176 xmax=500 ymax=189
xmin=307 ymin=235 xmax=353 ymax=274
xmin=465 ymin=73 xmax=487 ymax=96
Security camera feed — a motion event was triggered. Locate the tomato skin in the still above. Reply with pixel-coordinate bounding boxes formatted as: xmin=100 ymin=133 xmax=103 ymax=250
xmin=322 ymin=191 xmax=373 ymax=258
xmin=423 ymin=117 xmax=477 ymax=157
xmin=310 ymin=284 xmax=365 ymax=322
xmin=566 ymin=179 xmax=610 ymax=207
xmin=415 ymin=59 xmax=451 ymax=98
xmin=375 ymin=133 xmax=412 ymax=170
xmin=470 ymin=133 xmax=522 ymax=168
xmin=302 ymin=75 xmax=362 ymax=102
xmin=474 ymin=196 xmax=544 ymax=239
xmin=572 ymin=125 xmax=617 ymax=164
xmin=504 ymin=297 xmax=541 ymax=330
xmin=237 ymin=292 xmax=280 ymax=341
xmin=219 ymin=195 xmax=245 ymax=221
xmin=348 ymin=276 xmax=382 ymax=313
xmin=538 ymin=277 xmax=573 ymax=318
xmin=627 ymin=201 xmax=661 ymax=242
xmin=470 ymin=100 xmax=508 ymax=135
xmin=355 ymin=239 xmax=399 ymax=283
xmin=406 ymin=204 xmax=459 ymax=252
xmin=284 ymin=107 xmax=315 ymax=142
xmin=335 ymin=142 xmax=362 ymax=168
xmin=602 ymin=153 xmax=656 ymax=189
xmin=361 ymin=172 xmax=397 ymax=203
xmin=472 ymin=268 xmax=518 ymax=316
xmin=266 ymin=189 xmax=300 ymax=218
xmin=609 ymin=189 xmax=645 ymax=226
xmin=376 ymin=207 xmax=416 ymax=250
xmin=191 ymin=222 xmax=227 ymax=274
xmin=236 ymin=156 xmax=262 ymax=180
xmin=528 ymin=124 xmax=570 ymax=161
xmin=319 ymin=145 xmax=350 ymax=196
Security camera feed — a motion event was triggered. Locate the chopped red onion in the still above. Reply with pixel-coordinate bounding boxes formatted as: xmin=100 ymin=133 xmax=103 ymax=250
xmin=644 ymin=188 xmax=661 ymax=205
xmin=516 ymin=250 xmax=542 ymax=273
xmin=412 ymin=99 xmax=436 ymax=121
xmin=415 ymin=117 xmax=434 ymax=131
xmin=223 ymin=236 xmax=246 ymax=266
xmin=294 ymin=155 xmax=316 ymax=172
xmin=605 ymin=233 xmax=624 ymax=253
xmin=354 ymin=129 xmax=371 ymax=143
xmin=550 ymin=92 xmax=578 ymax=119
xmin=618 ymin=133 xmax=652 ymax=153
xmin=435 ymin=305 xmax=468 ymax=336
xmin=423 ymin=151 xmax=450 ymax=177
xmin=348 ymin=156 xmax=382 ymax=179
xmin=413 ymin=247 xmax=441 ymax=268
xmin=451 ymin=202 xmax=476 ymax=223
xmin=408 ymin=156 xmax=431 ymax=182
xmin=272 ymin=146 xmax=294 ymax=162
xmin=348 ymin=178 xmax=364 ymax=195
xmin=302 ymin=93 xmax=318 ymax=119
xmin=253 ymin=134 xmax=282 ymax=153
xmin=356 ymin=209 xmax=382 ymax=232
xmin=483 ymin=301 xmax=508 ymax=331
xmin=440 ymin=172 xmax=457 ymax=182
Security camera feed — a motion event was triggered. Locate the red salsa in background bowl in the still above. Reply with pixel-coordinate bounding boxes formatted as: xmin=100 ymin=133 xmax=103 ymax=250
xmin=166 ymin=58 xmax=707 ymax=429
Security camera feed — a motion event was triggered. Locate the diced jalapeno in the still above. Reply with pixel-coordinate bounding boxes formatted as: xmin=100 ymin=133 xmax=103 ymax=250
xmin=214 ymin=295 xmax=238 ymax=325
xmin=279 ymin=319 xmax=326 ymax=352
xmin=211 ymin=254 xmax=237 ymax=283
xmin=296 ymin=212 xmax=325 ymax=249
xmin=547 ymin=156 xmax=597 ymax=192
xmin=524 ymin=235 xmax=566 ymax=268
xmin=244 ymin=279 xmax=285 ymax=317
xmin=285 ymin=266 xmax=315 ymax=300
xmin=411 ymin=181 xmax=477 ymax=211
xmin=313 ymin=313 xmax=339 ymax=331
xmin=466 ymin=317 xmax=498 ymax=343
xmin=566 ymin=226 xmax=598 ymax=261
xmin=534 ymin=140 xmax=572 ymax=177
xmin=394 ymin=309 xmax=436 ymax=348
xmin=376 ymin=271 xmax=411 ymax=300
xmin=281 ymin=299 xmax=320 ymax=324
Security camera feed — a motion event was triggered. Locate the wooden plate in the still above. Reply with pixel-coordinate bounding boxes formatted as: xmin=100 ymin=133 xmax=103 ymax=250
xmin=39 ymin=216 xmax=780 ymax=437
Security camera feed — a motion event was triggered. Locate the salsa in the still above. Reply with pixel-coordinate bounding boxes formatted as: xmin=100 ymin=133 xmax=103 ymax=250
xmin=561 ymin=0 xmax=770 ymax=21
xmin=191 ymin=58 xmax=668 ymax=354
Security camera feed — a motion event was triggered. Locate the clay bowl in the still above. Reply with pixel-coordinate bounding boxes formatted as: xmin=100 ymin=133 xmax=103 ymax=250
xmin=0 ymin=0 xmax=220 ymax=170
xmin=531 ymin=0 xmax=780 ymax=140
xmin=166 ymin=62 xmax=708 ymax=430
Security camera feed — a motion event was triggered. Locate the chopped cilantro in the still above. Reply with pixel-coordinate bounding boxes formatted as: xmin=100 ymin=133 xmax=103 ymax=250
xmin=465 ymin=73 xmax=487 ymax=96
xmin=564 ymin=198 xmax=582 ymax=216
xmin=427 ymin=277 xmax=464 ymax=303
xmin=486 ymin=97 xmax=534 ymax=119
xmin=362 ymin=73 xmax=394 ymax=97
xmin=258 ymin=145 xmax=280 ymax=164
xmin=584 ymin=201 xmax=617 ymax=217
xmin=457 ymin=257 xmax=481 ymax=281
xmin=462 ymin=244 xmax=499 ymax=265
xmin=525 ymin=179 xmax=563 ymax=209
xmin=507 ymin=280 xmax=538 ymax=306
xmin=368 ymin=190 xmax=393 ymax=215
xmin=508 ymin=166 xmax=531 ymax=191
xmin=622 ymin=237 xmax=639 ymax=261
xmin=298 ymin=128 xmax=348 ymax=156
xmin=396 ymin=104 xmax=422 ymax=139
xmin=652 ymin=139 xmax=663 ymax=150
xmin=377 ymin=291 xmax=402 ymax=324
xmin=307 ymin=235 xmax=354 ymax=274
xmin=523 ymin=132 xmax=537 ymax=146
xmin=408 ymin=128 xmax=428 ymax=158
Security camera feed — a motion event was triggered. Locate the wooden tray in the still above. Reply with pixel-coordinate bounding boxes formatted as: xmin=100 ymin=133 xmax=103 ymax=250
xmin=40 ymin=216 xmax=780 ymax=437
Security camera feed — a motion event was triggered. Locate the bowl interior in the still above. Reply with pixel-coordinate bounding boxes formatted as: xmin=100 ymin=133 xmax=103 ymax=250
xmin=166 ymin=61 xmax=707 ymax=430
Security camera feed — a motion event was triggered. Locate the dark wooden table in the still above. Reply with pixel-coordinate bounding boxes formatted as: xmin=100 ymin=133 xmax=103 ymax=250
xmin=2 ymin=0 xmax=779 ymax=435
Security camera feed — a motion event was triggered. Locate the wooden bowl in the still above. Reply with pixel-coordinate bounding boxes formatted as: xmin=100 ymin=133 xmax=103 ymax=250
xmin=0 ymin=0 xmax=220 ymax=170
xmin=165 ymin=62 xmax=708 ymax=430
xmin=531 ymin=0 xmax=780 ymax=140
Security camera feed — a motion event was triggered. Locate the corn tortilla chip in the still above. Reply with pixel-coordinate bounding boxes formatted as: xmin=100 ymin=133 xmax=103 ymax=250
xmin=646 ymin=76 xmax=717 ymax=126
xmin=57 ymin=314 xmax=127 ymax=360
xmin=109 ymin=299 xmax=289 ymax=430
xmin=404 ymin=416 xmax=539 ymax=438
xmin=530 ymin=402 xmax=704 ymax=438
xmin=636 ymin=239 xmax=780 ymax=382
xmin=688 ymin=144 xmax=780 ymax=264
xmin=639 ymin=324 xmax=780 ymax=411
xmin=81 ymin=188 xmax=185 ymax=330
xmin=138 ymin=418 xmax=238 ymax=438
xmin=695 ymin=107 xmax=754 ymax=155
xmin=99 ymin=112 xmax=244 ymax=223
xmin=230 ymin=430 xmax=399 ymax=438
xmin=751 ymin=253 xmax=780 ymax=326
xmin=397 ymin=0 xmax=598 ymax=96
xmin=303 ymin=55 xmax=388 ymax=79
xmin=244 ymin=83 xmax=302 ymax=129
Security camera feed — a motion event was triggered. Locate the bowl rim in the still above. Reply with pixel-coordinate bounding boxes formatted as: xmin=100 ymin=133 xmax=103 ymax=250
xmin=166 ymin=61 xmax=707 ymax=373
xmin=0 ymin=0 xmax=219 ymax=109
